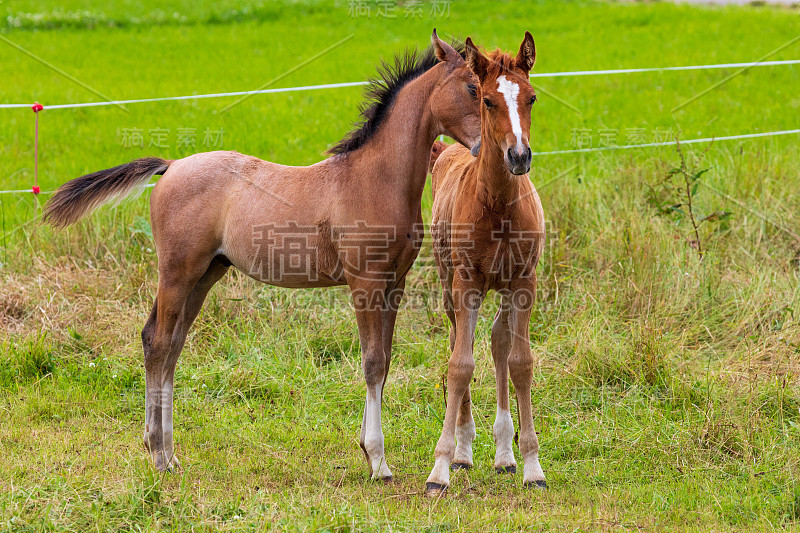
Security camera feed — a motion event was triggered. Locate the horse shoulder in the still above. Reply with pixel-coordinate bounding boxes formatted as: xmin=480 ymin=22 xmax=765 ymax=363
xmin=431 ymin=144 xmax=471 ymax=197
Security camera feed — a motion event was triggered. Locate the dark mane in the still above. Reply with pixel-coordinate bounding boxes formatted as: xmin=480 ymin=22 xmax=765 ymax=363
xmin=328 ymin=41 xmax=464 ymax=155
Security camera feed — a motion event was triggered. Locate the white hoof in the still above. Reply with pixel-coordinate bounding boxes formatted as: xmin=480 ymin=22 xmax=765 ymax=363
xmin=425 ymin=457 xmax=451 ymax=493
xmin=370 ymin=456 xmax=393 ymax=481
xmin=523 ymin=454 xmax=546 ymax=486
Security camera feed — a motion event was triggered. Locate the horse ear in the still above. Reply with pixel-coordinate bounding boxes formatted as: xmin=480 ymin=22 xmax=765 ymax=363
xmin=431 ymin=29 xmax=463 ymax=64
xmin=465 ymin=37 xmax=489 ymax=80
xmin=515 ymin=31 xmax=536 ymax=74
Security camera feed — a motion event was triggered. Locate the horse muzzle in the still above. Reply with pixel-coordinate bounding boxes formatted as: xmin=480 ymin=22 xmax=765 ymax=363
xmin=470 ymin=139 xmax=482 ymax=157
xmin=506 ymin=146 xmax=532 ymax=175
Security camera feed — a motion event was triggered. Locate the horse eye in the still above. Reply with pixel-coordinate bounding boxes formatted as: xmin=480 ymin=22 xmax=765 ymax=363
xmin=483 ymin=98 xmax=494 ymax=109
xmin=530 ymin=95 xmax=537 ymax=105
xmin=467 ymin=84 xmax=477 ymax=98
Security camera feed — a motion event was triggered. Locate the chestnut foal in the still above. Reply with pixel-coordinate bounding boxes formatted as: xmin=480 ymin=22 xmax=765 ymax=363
xmin=44 ymin=31 xmax=482 ymax=480
xmin=425 ymin=33 xmax=546 ymax=494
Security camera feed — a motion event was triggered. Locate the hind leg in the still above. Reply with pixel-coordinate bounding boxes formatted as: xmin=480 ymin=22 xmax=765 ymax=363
xmin=141 ymin=300 xmax=159 ymax=457
xmin=431 ymin=221 xmax=456 ymax=351
xmin=491 ymin=295 xmax=517 ymax=474
xmin=142 ymin=281 xmax=189 ymax=472
xmin=142 ymin=256 xmax=228 ymax=471
xmin=451 ymin=387 xmax=475 ymax=470
xmin=438 ymin=267 xmax=457 ymax=352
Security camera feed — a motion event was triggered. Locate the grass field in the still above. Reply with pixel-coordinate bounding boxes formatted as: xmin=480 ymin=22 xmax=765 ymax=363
xmin=2 ymin=0 xmax=800 ymax=530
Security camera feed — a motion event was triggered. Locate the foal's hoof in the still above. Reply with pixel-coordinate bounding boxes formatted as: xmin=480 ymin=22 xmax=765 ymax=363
xmin=495 ymin=465 xmax=516 ymax=474
xmin=158 ymin=460 xmax=181 ymax=474
xmin=425 ymin=482 xmax=448 ymax=497
xmin=367 ymin=458 xmax=393 ymax=482
xmin=152 ymin=454 xmax=181 ymax=473
xmin=524 ymin=479 xmax=548 ymax=489
xmin=451 ymin=462 xmax=472 ymax=471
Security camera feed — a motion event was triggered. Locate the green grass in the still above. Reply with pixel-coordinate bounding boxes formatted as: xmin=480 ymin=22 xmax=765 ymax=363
xmin=2 ymin=0 xmax=800 ymax=530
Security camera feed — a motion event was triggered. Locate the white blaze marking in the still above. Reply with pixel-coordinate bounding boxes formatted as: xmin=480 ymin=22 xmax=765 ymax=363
xmin=497 ymin=75 xmax=524 ymax=153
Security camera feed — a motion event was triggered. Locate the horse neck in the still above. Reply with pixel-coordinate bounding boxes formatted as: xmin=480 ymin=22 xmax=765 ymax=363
xmin=347 ymin=67 xmax=442 ymax=207
xmin=475 ymin=135 xmax=522 ymax=214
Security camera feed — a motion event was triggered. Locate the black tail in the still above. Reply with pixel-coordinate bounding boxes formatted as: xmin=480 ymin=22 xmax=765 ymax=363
xmin=43 ymin=157 xmax=171 ymax=228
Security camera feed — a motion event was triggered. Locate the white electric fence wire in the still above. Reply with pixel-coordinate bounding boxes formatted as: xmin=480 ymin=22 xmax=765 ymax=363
xmin=1 ymin=59 xmax=798 ymax=109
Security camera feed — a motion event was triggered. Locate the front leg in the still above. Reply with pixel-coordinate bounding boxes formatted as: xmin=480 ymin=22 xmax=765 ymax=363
xmin=426 ymin=276 xmax=484 ymax=495
xmin=351 ymin=280 xmax=393 ymax=481
xmin=509 ymin=278 xmax=546 ymax=488
xmin=381 ymin=276 xmax=407 ymax=386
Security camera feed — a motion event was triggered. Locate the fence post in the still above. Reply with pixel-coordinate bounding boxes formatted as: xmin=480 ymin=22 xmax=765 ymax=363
xmin=32 ymin=102 xmax=43 ymax=203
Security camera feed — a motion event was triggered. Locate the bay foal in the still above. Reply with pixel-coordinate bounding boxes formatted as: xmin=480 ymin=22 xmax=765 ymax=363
xmin=44 ymin=31 xmax=482 ymax=480
xmin=425 ymin=33 xmax=547 ymax=494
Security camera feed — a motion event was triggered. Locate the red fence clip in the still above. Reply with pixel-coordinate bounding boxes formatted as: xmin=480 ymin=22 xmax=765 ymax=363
xmin=32 ymin=186 xmax=40 ymax=195
xmin=32 ymin=102 xmax=44 ymax=113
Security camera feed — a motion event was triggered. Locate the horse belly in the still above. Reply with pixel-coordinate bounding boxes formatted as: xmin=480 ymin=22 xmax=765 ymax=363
xmin=223 ymin=213 xmax=420 ymax=289
xmin=240 ymin=251 xmax=345 ymax=288
xmin=224 ymin=221 xmax=346 ymax=288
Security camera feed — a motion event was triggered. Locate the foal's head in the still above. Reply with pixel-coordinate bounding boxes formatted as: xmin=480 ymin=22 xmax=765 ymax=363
xmin=465 ymin=33 xmax=537 ymax=175
xmin=429 ymin=30 xmax=482 ymax=154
